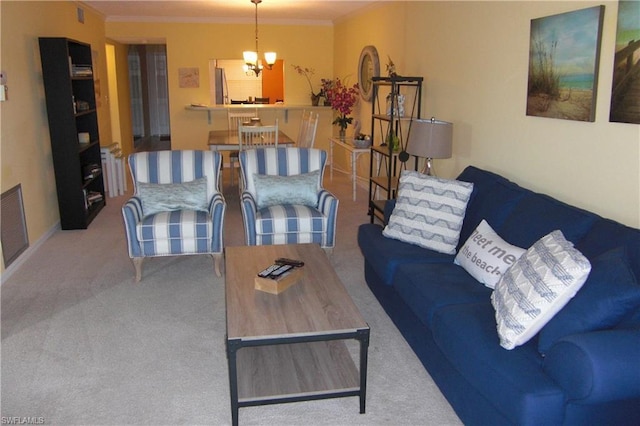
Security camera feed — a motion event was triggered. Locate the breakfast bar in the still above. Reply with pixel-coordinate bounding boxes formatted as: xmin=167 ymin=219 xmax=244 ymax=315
xmin=186 ymin=104 xmax=328 ymax=125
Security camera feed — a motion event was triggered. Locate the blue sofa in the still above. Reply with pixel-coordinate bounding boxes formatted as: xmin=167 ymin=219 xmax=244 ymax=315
xmin=358 ymin=166 xmax=640 ymax=425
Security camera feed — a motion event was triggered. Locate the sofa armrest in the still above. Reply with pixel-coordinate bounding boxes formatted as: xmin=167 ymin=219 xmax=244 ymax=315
xmin=384 ymin=199 xmax=397 ymax=224
xmin=122 ymin=196 xmax=144 ymax=257
xmin=543 ymin=329 xmax=640 ymax=403
xmin=318 ymin=189 xmax=339 ymax=248
xmin=240 ymin=191 xmax=258 ymax=245
xmin=208 ymin=192 xmax=226 ymax=253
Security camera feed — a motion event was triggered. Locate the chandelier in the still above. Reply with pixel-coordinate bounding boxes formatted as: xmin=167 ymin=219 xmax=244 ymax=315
xmin=243 ymin=0 xmax=276 ymax=77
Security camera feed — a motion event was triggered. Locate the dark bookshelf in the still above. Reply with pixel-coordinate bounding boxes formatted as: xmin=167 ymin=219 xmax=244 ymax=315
xmin=39 ymin=37 xmax=105 ymax=229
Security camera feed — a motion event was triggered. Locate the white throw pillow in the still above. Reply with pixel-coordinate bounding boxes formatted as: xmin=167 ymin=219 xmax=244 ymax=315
xmin=491 ymin=230 xmax=591 ymax=350
xmin=383 ymin=171 xmax=473 ymax=255
xmin=455 ymin=220 xmax=526 ymax=289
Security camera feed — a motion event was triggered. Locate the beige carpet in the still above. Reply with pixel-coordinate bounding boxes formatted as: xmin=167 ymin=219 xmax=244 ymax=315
xmin=1 ymin=168 xmax=461 ymax=425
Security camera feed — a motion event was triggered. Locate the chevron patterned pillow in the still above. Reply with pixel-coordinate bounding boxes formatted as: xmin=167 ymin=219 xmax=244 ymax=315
xmin=383 ymin=171 xmax=474 ymax=254
xmin=491 ymin=230 xmax=591 ymax=350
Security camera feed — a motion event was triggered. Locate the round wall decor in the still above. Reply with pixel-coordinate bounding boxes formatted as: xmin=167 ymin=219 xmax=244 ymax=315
xmin=358 ymin=45 xmax=380 ymax=102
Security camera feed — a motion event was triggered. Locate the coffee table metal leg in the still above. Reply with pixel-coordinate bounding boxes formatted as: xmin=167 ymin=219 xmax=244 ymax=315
xmin=227 ymin=338 xmax=241 ymax=426
xmin=357 ymin=328 xmax=370 ymax=414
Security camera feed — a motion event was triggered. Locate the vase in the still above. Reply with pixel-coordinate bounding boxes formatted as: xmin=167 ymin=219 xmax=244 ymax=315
xmin=339 ymin=128 xmax=346 ymax=141
xmin=311 ymin=94 xmax=320 ymax=106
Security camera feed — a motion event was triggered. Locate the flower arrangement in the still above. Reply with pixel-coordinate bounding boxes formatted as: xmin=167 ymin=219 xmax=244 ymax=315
xmin=292 ymin=64 xmax=319 ymax=98
xmin=322 ymin=77 xmax=359 ymax=132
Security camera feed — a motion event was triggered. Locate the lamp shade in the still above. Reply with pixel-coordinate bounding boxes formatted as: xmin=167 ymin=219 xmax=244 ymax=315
xmin=243 ymin=51 xmax=258 ymax=65
xmin=406 ymin=118 xmax=453 ymax=159
xmin=264 ymin=52 xmax=277 ymax=65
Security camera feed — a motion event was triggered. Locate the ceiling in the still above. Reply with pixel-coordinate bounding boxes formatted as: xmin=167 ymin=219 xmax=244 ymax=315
xmin=82 ymin=0 xmax=382 ymax=25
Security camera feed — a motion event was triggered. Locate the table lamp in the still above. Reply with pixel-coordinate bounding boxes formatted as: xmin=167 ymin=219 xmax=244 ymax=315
xmin=405 ymin=117 xmax=453 ymax=176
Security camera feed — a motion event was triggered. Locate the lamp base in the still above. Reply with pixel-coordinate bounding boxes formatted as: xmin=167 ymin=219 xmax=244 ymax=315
xmin=420 ymin=157 xmax=435 ymax=176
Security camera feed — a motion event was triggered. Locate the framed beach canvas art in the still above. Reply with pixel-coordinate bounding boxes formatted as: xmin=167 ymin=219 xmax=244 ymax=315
xmin=610 ymin=0 xmax=640 ymax=124
xmin=526 ymin=6 xmax=605 ymax=122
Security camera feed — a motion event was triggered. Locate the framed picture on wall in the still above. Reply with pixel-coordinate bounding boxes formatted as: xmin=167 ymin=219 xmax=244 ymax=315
xmin=526 ymin=6 xmax=605 ymax=122
xmin=609 ymin=1 xmax=640 ymax=124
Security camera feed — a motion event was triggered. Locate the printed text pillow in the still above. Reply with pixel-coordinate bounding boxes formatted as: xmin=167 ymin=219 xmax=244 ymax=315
xmin=455 ymin=219 xmax=526 ymax=289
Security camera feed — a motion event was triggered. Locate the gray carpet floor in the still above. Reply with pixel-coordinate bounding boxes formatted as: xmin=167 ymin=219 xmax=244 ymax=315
xmin=1 ymin=169 xmax=461 ymax=425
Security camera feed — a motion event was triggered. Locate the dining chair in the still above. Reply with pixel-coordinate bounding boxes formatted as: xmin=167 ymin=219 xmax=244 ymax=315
xmin=230 ymin=119 xmax=279 ymax=186
xmin=122 ymin=150 xmax=226 ymax=282
xmin=227 ymin=109 xmax=258 ymax=184
xmin=296 ymin=110 xmax=319 ymax=148
xmin=227 ymin=109 xmax=258 ymax=130
xmin=238 ymin=119 xmax=279 ymax=149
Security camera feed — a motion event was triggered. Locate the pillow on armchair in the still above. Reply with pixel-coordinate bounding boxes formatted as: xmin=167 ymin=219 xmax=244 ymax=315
xmin=137 ymin=177 xmax=209 ymax=216
xmin=252 ymin=170 xmax=320 ymax=209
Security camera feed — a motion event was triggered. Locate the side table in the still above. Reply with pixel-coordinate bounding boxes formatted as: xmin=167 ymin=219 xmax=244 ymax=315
xmin=328 ymin=137 xmax=370 ymax=201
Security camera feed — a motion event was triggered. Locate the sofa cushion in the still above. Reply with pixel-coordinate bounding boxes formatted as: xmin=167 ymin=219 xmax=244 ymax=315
xmin=537 ymin=247 xmax=640 ymax=354
xmin=358 ymin=223 xmax=454 ymax=286
xmin=455 ymin=219 xmax=526 ymax=289
xmin=137 ymin=177 xmax=209 ymax=216
xmin=456 ymin=166 xmax=526 ymax=247
xmin=431 ymin=302 xmax=566 ymax=425
xmin=492 ymin=230 xmax=592 ymax=350
xmin=576 ymin=218 xmax=640 ymax=275
xmin=497 ymin=192 xmax=597 ymax=248
xmin=383 ymin=171 xmax=473 ymax=255
xmin=137 ymin=210 xmax=213 ymax=256
xmin=255 ymin=204 xmax=326 ymax=245
xmin=393 ymin=262 xmax=491 ymax=328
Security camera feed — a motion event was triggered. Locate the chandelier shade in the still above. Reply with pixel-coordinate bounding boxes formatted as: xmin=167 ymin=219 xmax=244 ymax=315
xmin=243 ymin=0 xmax=276 ymax=77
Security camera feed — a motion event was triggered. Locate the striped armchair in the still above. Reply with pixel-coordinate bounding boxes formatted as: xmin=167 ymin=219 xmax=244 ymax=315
xmin=122 ymin=150 xmax=226 ymax=281
xmin=239 ymin=147 xmax=339 ymax=249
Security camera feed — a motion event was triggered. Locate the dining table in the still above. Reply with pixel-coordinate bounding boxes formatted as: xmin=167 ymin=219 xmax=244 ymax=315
xmin=207 ymin=129 xmax=296 ymax=151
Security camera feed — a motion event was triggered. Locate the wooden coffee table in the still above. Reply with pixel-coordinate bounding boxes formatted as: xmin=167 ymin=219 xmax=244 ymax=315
xmin=225 ymin=244 xmax=370 ymax=425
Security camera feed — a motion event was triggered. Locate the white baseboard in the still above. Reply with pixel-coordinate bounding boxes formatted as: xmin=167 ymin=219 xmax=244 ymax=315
xmin=1 ymin=221 xmax=60 ymax=285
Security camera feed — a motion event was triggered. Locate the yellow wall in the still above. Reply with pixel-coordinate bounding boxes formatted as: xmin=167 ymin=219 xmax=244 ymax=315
xmin=105 ymin=21 xmax=336 ymax=153
xmin=0 ymin=1 xmax=111 ymax=272
xmin=336 ymin=1 xmax=639 ymax=228
xmin=1 ymin=1 xmax=638 ymax=274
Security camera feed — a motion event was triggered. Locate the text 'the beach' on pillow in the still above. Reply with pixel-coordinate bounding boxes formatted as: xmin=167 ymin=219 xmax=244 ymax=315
xmin=455 ymin=219 xmax=526 ymax=289
xmin=383 ymin=170 xmax=474 ymax=255
xmin=491 ymin=230 xmax=591 ymax=350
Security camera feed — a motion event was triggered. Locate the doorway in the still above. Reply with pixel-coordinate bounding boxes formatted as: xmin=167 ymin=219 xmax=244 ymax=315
xmin=128 ymin=44 xmax=171 ymax=151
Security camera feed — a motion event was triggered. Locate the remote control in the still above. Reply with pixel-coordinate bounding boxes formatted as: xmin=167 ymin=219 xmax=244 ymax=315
xmin=269 ymin=264 xmax=293 ymax=278
xmin=257 ymin=264 xmax=280 ymax=278
xmin=274 ymin=258 xmax=304 ymax=267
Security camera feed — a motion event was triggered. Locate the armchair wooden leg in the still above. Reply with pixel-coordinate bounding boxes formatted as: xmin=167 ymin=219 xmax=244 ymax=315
xmin=212 ymin=253 xmax=224 ymax=277
xmin=132 ymin=258 xmax=144 ymax=282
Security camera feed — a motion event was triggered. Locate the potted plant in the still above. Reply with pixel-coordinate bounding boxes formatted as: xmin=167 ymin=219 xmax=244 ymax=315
xmin=322 ymin=77 xmax=359 ymax=140
xmin=292 ymin=64 xmax=321 ymax=106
